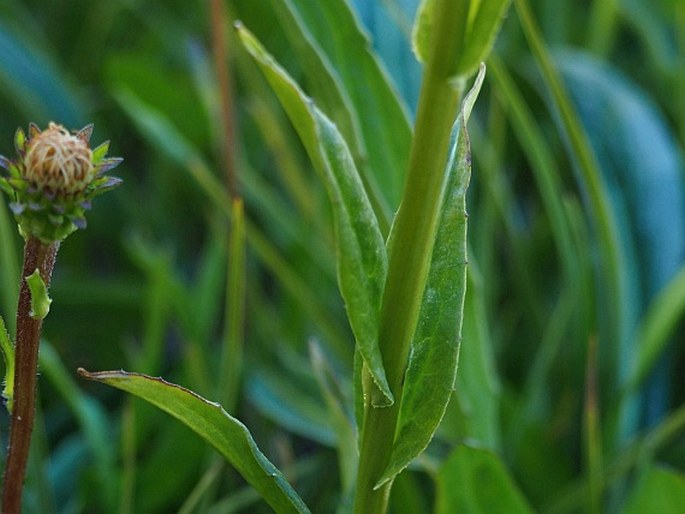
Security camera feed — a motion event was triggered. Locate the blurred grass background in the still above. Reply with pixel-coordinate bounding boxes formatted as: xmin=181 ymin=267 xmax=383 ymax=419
xmin=0 ymin=0 xmax=684 ymax=512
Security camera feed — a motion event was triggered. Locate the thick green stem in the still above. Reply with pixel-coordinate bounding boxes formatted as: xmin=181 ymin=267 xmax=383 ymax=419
xmin=2 ymin=237 xmax=59 ymax=514
xmin=353 ymin=1 xmax=468 ymax=512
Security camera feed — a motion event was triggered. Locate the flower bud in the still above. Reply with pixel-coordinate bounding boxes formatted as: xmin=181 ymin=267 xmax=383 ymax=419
xmin=0 ymin=122 xmax=122 ymax=243
xmin=23 ymin=122 xmax=94 ymax=196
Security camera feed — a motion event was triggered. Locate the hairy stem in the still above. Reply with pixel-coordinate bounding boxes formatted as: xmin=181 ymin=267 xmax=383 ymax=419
xmin=2 ymin=237 xmax=59 ymax=514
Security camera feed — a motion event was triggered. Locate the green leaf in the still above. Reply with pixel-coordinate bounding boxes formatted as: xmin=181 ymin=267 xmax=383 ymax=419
xmin=90 ymin=141 xmax=110 ymax=165
xmin=0 ymin=316 xmax=14 ymax=412
xmin=412 ymin=0 xmax=434 ymax=64
xmin=413 ymin=0 xmax=511 ymax=80
xmin=270 ymin=0 xmax=413 ymax=215
xmin=237 ymin=24 xmax=392 ymax=405
xmin=26 ymin=268 xmax=51 ymax=320
xmin=436 ymin=445 xmax=534 ymax=514
xmin=378 ymin=66 xmax=485 ymax=485
xmin=78 ymin=369 xmax=311 ymax=514
xmin=456 ymin=0 xmax=512 ymax=77
xmin=624 ymin=465 xmax=685 ymax=514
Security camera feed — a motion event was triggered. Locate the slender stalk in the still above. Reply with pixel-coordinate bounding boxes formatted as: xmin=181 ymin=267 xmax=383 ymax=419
xmin=2 ymin=237 xmax=59 ymax=514
xmin=353 ymin=1 xmax=468 ymax=512
xmin=210 ymin=0 xmax=238 ymax=198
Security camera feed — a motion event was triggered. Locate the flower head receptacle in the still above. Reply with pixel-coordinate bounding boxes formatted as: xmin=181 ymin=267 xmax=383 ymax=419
xmin=0 ymin=122 xmax=123 ymax=243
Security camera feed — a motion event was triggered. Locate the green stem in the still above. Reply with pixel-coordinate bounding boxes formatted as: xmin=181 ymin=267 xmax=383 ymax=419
xmin=2 ymin=237 xmax=59 ymax=514
xmin=353 ymin=1 xmax=468 ymax=512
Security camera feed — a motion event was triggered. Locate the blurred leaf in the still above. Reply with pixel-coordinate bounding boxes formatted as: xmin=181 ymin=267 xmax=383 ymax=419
xmin=350 ymin=0 xmax=422 ymax=113
xmin=270 ymin=0 xmax=413 ymax=216
xmin=309 ymin=340 xmax=357 ymax=495
xmin=105 ymin=52 xmax=209 ymax=149
xmin=515 ymin=0 xmax=632 ymax=438
xmin=379 ymin=66 xmax=484 ymax=485
xmin=247 ymin=365 xmax=335 ymax=447
xmin=558 ymin=51 xmax=685 ymax=426
xmin=558 ymin=51 xmax=685 ymax=304
xmin=0 ymin=202 xmax=19 ymax=325
xmin=0 ymin=20 xmax=84 ymax=125
xmin=435 ymin=445 xmax=534 ymax=514
xmin=624 ymin=465 xmax=685 ymax=514
xmin=627 ymin=265 xmax=685 ymax=392
xmin=40 ymin=342 xmax=117 ymax=511
xmin=238 ymin=25 xmax=392 ymax=405
xmin=78 ymin=368 xmax=311 ymax=514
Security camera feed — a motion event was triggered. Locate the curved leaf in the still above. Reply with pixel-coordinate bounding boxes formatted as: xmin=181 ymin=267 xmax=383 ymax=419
xmin=237 ymin=25 xmax=392 ymax=405
xmin=78 ymin=369 xmax=310 ymax=514
xmin=378 ymin=66 xmax=485 ymax=485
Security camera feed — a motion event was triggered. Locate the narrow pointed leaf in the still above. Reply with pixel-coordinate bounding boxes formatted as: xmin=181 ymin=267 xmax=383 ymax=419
xmin=238 ymin=25 xmax=392 ymax=405
xmin=91 ymin=141 xmax=111 ymax=165
xmin=94 ymin=157 xmax=124 ymax=175
xmin=78 ymin=369 xmax=311 ymax=514
xmin=379 ymin=66 xmax=485 ymax=486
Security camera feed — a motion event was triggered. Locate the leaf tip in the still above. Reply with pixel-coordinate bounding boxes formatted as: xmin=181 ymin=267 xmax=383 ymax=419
xmin=77 ymin=367 xmax=93 ymax=379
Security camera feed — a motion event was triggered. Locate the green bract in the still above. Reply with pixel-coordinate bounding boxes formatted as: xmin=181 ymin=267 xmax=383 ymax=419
xmin=0 ymin=122 xmax=123 ymax=243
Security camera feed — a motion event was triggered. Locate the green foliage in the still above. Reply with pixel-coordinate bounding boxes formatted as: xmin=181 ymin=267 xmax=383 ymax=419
xmin=0 ymin=0 xmax=683 ymax=512
xmin=436 ymin=445 xmax=534 ymax=514
xmin=624 ymin=465 xmax=685 ymax=514
xmin=78 ymin=368 xmax=310 ymax=514
xmin=25 ymin=268 xmax=51 ymax=319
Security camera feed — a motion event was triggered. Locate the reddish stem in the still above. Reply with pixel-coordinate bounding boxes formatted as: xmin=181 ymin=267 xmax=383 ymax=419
xmin=2 ymin=237 xmax=59 ymax=514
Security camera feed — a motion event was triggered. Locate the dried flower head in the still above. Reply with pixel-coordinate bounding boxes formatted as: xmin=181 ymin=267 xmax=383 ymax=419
xmin=0 ymin=122 xmax=122 ymax=243
xmin=23 ymin=122 xmax=94 ymax=195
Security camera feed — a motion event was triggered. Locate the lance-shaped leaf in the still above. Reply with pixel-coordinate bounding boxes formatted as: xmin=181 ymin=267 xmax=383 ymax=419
xmin=413 ymin=0 xmax=511 ymax=81
xmin=78 ymin=369 xmax=310 ymax=514
xmin=237 ymin=24 xmax=392 ymax=405
xmin=378 ymin=66 xmax=485 ymax=486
